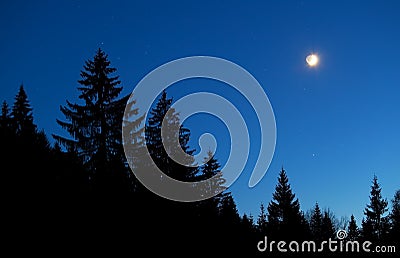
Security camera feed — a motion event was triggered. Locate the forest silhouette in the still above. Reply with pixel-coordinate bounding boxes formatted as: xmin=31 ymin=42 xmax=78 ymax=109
xmin=1 ymin=49 xmax=398 ymax=256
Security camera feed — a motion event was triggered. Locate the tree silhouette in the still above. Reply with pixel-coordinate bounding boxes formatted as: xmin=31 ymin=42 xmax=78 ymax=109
xmin=241 ymin=213 xmax=255 ymax=233
xmin=196 ymin=150 xmax=226 ymax=227
xmin=0 ymin=101 xmax=14 ymax=156
xmin=220 ymin=192 xmax=240 ymax=225
xmin=0 ymin=101 xmax=11 ymax=129
xmin=136 ymin=90 xmax=208 ymax=254
xmin=12 ymin=85 xmax=36 ymax=137
xmin=145 ymin=90 xmax=197 ymax=182
xmin=310 ymin=202 xmax=323 ymax=241
xmin=257 ymin=203 xmax=268 ymax=234
xmin=348 ymin=214 xmax=359 ymax=241
xmin=267 ymin=168 xmax=309 ymax=240
xmin=219 ymin=192 xmax=242 ymax=252
xmin=0 ymin=99 xmax=16 ymax=205
xmin=240 ymin=213 xmax=257 ymax=253
xmin=390 ymin=190 xmax=400 ymax=242
xmin=321 ymin=211 xmax=335 ymax=240
xmin=362 ymin=175 xmax=389 ymax=241
xmin=1 ymin=86 xmax=57 ymax=226
xmin=53 ymin=48 xmax=130 ymax=193
xmin=200 ymin=150 xmax=226 ymax=196
xmin=122 ymin=94 xmax=145 ymax=193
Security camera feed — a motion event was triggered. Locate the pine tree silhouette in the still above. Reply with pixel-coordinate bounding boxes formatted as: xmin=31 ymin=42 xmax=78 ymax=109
xmin=0 ymin=100 xmax=16 ymax=207
xmin=348 ymin=214 xmax=359 ymax=240
xmin=257 ymin=203 xmax=268 ymax=234
xmin=12 ymin=85 xmax=36 ymax=137
xmin=362 ymin=175 xmax=389 ymax=241
xmin=310 ymin=202 xmax=323 ymax=241
xmin=53 ymin=48 xmax=130 ymax=194
xmin=0 ymin=101 xmax=11 ymax=129
xmin=242 ymin=213 xmax=255 ymax=233
xmin=390 ymin=190 xmax=400 ymax=242
xmin=145 ymin=90 xmax=197 ymax=182
xmin=220 ymin=192 xmax=240 ymax=225
xmin=135 ymin=90 xmax=207 ymax=254
xmin=200 ymin=150 xmax=226 ymax=196
xmin=196 ymin=150 xmax=226 ymax=225
xmin=267 ymin=167 xmax=309 ymax=241
xmin=0 ymin=101 xmax=14 ymax=159
xmin=1 ymin=86 xmax=59 ymax=241
xmin=321 ymin=211 xmax=335 ymax=240
xmin=122 ymin=93 xmax=145 ymax=193
xmin=11 ymin=86 xmax=53 ymax=194
xmin=219 ymin=192 xmax=242 ymax=251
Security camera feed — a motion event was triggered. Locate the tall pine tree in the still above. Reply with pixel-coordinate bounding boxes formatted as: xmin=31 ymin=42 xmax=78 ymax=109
xmin=348 ymin=214 xmax=359 ymax=241
xmin=196 ymin=150 xmax=226 ymax=222
xmin=139 ymin=90 xmax=201 ymax=253
xmin=200 ymin=150 xmax=226 ymax=196
xmin=390 ymin=190 xmax=400 ymax=242
xmin=219 ymin=192 xmax=241 ymax=228
xmin=321 ymin=211 xmax=335 ymax=240
xmin=0 ymin=101 xmax=11 ymax=129
xmin=310 ymin=202 xmax=323 ymax=241
xmin=0 ymin=100 xmax=16 ymax=202
xmin=267 ymin=168 xmax=309 ymax=240
xmin=122 ymin=95 xmax=145 ymax=193
xmin=3 ymin=86 xmax=53 ymax=202
xmin=241 ymin=213 xmax=255 ymax=233
xmin=0 ymin=101 xmax=14 ymax=151
xmin=362 ymin=175 xmax=389 ymax=241
xmin=53 ymin=49 xmax=129 ymax=193
xmin=257 ymin=203 xmax=268 ymax=234
xmin=12 ymin=85 xmax=36 ymax=137
xmin=145 ymin=90 xmax=197 ymax=182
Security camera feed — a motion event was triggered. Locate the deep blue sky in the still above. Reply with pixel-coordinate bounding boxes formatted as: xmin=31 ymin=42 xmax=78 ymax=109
xmin=1 ymin=0 xmax=399 ymax=225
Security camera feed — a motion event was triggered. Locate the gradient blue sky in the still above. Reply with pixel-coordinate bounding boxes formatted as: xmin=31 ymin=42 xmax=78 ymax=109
xmin=1 ymin=0 xmax=399 ymax=224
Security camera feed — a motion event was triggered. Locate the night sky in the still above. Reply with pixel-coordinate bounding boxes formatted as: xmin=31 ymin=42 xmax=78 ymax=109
xmin=1 ymin=0 xmax=399 ymax=224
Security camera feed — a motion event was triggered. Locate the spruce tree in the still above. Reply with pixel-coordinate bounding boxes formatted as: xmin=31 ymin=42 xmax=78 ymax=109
xmin=11 ymin=86 xmax=51 ymax=162
xmin=362 ymin=175 xmax=389 ymax=241
xmin=122 ymin=95 xmax=145 ymax=193
xmin=241 ymin=213 xmax=255 ymax=235
xmin=145 ymin=90 xmax=197 ymax=182
xmin=53 ymin=49 xmax=129 ymax=192
xmin=310 ymin=202 xmax=323 ymax=241
xmin=257 ymin=203 xmax=267 ymax=233
xmin=267 ymin=168 xmax=308 ymax=240
xmin=0 ymin=101 xmax=14 ymax=146
xmin=0 ymin=101 xmax=11 ymax=129
xmin=200 ymin=150 xmax=226 ymax=196
xmin=242 ymin=214 xmax=254 ymax=229
xmin=390 ymin=190 xmax=400 ymax=241
xmin=321 ymin=211 xmax=335 ymax=240
xmin=0 ymin=100 xmax=15 ymax=200
xmin=140 ymin=90 xmax=201 ymax=252
xmin=12 ymin=85 xmax=36 ymax=137
xmin=361 ymin=218 xmax=374 ymax=240
xmin=10 ymin=86 xmax=40 ymax=161
xmin=348 ymin=214 xmax=359 ymax=241
xmin=5 ymin=86 xmax=53 ymax=202
xmin=219 ymin=192 xmax=240 ymax=225
xmin=196 ymin=151 xmax=226 ymax=224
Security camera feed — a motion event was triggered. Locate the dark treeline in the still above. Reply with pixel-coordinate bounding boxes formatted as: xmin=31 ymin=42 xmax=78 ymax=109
xmin=1 ymin=49 xmax=398 ymax=256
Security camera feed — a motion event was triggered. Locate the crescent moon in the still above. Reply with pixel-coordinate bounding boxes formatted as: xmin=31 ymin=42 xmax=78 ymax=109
xmin=306 ymin=54 xmax=319 ymax=67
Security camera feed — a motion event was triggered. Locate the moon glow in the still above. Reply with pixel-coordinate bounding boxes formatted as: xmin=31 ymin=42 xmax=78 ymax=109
xmin=306 ymin=54 xmax=319 ymax=67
